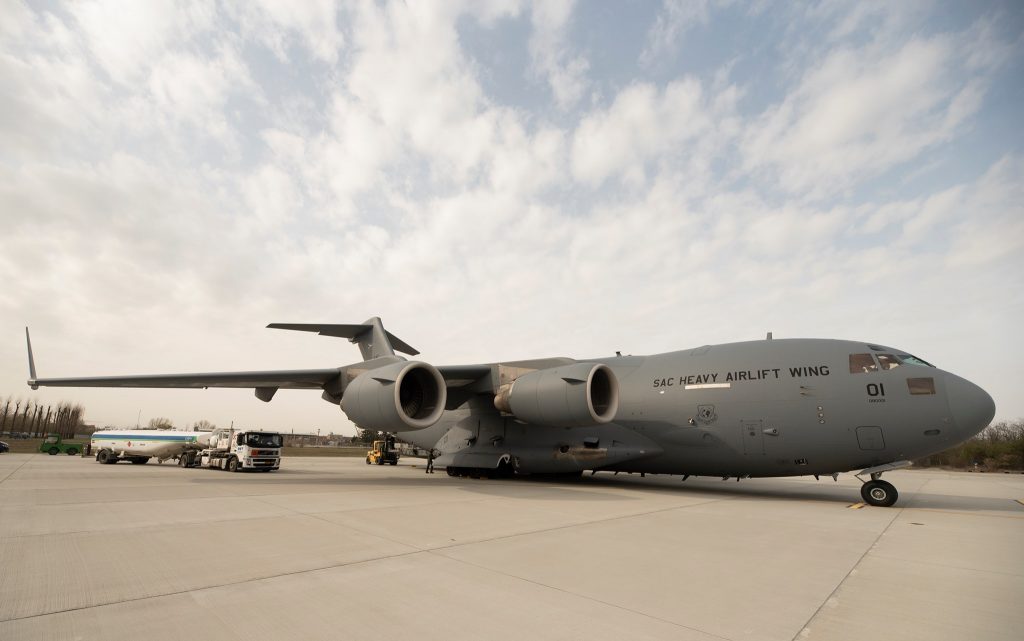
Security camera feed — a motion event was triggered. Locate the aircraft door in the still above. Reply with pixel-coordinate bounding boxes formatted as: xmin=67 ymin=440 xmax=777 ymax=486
xmin=741 ymin=420 xmax=764 ymax=455
xmin=856 ymin=426 xmax=886 ymax=451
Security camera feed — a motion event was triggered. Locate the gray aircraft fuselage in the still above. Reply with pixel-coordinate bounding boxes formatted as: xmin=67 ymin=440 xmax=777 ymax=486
xmin=400 ymin=338 xmax=993 ymax=479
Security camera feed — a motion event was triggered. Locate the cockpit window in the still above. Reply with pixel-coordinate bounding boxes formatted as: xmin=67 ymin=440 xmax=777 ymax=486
xmin=877 ymin=354 xmax=901 ymax=370
xmin=898 ymin=354 xmax=934 ymax=367
xmin=849 ymin=353 xmax=878 ymax=373
xmin=907 ymin=377 xmax=936 ymax=395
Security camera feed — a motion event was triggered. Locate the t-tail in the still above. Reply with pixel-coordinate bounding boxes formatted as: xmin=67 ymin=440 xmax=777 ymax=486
xmin=267 ymin=317 xmax=419 ymax=361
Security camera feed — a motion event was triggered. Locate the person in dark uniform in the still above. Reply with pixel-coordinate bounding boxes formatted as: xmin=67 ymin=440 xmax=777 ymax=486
xmin=426 ymin=448 xmax=435 ymax=474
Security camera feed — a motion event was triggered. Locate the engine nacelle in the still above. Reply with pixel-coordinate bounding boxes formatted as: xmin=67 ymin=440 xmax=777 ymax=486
xmin=493 ymin=363 xmax=619 ymax=427
xmin=341 ymin=361 xmax=447 ymax=432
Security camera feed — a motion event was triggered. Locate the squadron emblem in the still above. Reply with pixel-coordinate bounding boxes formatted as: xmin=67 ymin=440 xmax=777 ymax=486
xmin=697 ymin=404 xmax=717 ymax=425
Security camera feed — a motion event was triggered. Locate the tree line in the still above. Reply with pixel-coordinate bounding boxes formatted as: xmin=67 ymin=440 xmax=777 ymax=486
xmin=0 ymin=395 xmax=85 ymax=438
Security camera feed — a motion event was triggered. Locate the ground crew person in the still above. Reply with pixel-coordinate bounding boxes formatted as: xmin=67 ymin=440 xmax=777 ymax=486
xmin=426 ymin=448 xmax=435 ymax=473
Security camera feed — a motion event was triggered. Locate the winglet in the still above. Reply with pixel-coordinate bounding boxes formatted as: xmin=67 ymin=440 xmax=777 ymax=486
xmin=26 ymin=327 xmax=39 ymax=389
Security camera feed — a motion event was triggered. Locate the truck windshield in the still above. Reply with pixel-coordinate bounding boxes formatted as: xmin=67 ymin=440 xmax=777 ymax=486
xmin=245 ymin=433 xmax=283 ymax=448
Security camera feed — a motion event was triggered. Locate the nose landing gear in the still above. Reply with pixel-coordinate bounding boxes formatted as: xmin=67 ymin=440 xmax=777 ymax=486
xmin=860 ymin=479 xmax=898 ymax=507
xmin=855 ymin=460 xmax=910 ymax=507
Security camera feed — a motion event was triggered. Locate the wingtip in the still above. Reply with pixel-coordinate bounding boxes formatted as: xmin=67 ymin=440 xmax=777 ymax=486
xmin=25 ymin=326 xmax=38 ymax=383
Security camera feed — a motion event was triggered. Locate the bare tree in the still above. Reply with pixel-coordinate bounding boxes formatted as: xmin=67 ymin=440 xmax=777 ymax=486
xmin=18 ymin=400 xmax=32 ymax=434
xmin=0 ymin=397 xmax=10 ymax=434
xmin=147 ymin=417 xmax=173 ymax=430
xmin=193 ymin=419 xmax=216 ymax=431
xmin=31 ymin=405 xmax=43 ymax=436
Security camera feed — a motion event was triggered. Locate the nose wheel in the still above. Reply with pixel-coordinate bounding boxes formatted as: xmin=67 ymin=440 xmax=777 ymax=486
xmin=854 ymin=460 xmax=910 ymax=508
xmin=860 ymin=479 xmax=898 ymax=507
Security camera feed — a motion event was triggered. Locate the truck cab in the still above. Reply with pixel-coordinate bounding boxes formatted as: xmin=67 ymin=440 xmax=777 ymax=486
xmin=180 ymin=429 xmax=283 ymax=472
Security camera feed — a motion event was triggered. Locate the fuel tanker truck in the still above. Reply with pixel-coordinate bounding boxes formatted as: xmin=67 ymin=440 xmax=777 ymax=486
xmin=92 ymin=427 xmax=282 ymax=471
xmin=177 ymin=427 xmax=283 ymax=472
xmin=91 ymin=428 xmax=213 ymax=464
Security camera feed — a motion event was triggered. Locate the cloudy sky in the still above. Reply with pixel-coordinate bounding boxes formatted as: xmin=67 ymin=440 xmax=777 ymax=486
xmin=1 ymin=0 xmax=1021 ymax=435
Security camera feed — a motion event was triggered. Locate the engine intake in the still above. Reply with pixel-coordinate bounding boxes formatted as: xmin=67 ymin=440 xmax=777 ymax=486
xmin=341 ymin=361 xmax=446 ymax=431
xmin=493 ymin=363 xmax=619 ymax=427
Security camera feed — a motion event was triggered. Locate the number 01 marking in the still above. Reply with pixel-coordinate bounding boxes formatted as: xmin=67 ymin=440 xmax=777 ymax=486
xmin=867 ymin=383 xmax=886 ymax=397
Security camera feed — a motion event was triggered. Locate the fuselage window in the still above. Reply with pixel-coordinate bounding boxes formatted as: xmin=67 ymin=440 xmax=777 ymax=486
xmin=877 ymin=354 xmax=901 ymax=370
xmin=849 ymin=353 xmax=878 ymax=373
xmin=907 ymin=377 xmax=936 ymax=395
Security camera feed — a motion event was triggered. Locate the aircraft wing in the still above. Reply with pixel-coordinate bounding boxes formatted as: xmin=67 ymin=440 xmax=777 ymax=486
xmin=27 ymin=369 xmax=342 ymax=390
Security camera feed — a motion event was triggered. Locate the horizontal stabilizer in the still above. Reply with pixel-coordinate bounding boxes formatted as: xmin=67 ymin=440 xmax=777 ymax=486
xmin=268 ymin=317 xmax=419 ymax=360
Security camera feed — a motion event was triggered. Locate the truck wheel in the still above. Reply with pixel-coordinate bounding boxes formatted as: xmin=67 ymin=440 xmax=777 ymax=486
xmin=365 ymin=457 xmax=371 ymax=465
xmin=178 ymin=456 xmax=187 ymax=467
xmin=389 ymin=460 xmax=397 ymax=465
xmin=227 ymin=457 xmax=239 ymax=472
xmin=97 ymin=449 xmax=112 ymax=464
xmin=66 ymin=448 xmax=78 ymax=456
xmin=48 ymin=447 xmax=59 ymax=455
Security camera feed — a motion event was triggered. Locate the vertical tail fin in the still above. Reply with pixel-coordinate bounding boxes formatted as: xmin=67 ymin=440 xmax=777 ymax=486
xmin=267 ymin=317 xmax=420 ymax=361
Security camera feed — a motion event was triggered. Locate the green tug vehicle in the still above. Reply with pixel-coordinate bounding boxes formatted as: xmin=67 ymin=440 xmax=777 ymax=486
xmin=39 ymin=433 xmax=86 ymax=456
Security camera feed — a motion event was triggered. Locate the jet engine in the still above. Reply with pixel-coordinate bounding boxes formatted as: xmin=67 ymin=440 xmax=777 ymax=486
xmin=493 ymin=363 xmax=619 ymax=427
xmin=341 ymin=361 xmax=447 ymax=431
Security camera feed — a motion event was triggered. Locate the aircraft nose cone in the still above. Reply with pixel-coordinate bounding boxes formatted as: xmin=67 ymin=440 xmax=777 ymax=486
xmin=946 ymin=375 xmax=996 ymax=438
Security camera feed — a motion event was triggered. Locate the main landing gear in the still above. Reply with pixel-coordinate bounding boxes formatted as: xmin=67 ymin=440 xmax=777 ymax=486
xmin=855 ymin=461 xmax=910 ymax=507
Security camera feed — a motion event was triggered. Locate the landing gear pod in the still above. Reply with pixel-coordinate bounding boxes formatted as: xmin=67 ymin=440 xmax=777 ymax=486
xmin=493 ymin=363 xmax=619 ymax=427
xmin=341 ymin=361 xmax=447 ymax=431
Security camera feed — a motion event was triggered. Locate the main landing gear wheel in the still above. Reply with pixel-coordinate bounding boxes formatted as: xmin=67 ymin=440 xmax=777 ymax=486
xmin=861 ymin=480 xmax=898 ymax=507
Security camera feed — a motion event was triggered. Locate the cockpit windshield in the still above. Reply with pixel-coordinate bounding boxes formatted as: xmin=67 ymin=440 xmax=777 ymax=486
xmin=245 ymin=433 xmax=283 ymax=448
xmin=877 ymin=354 xmax=901 ymax=370
xmin=897 ymin=354 xmax=934 ymax=367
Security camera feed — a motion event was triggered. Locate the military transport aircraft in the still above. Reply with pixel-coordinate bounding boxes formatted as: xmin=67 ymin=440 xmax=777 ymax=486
xmin=25 ymin=318 xmax=994 ymax=507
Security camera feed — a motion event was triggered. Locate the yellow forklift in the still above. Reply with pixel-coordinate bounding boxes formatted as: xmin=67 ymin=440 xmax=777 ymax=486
xmin=366 ymin=434 xmax=399 ymax=465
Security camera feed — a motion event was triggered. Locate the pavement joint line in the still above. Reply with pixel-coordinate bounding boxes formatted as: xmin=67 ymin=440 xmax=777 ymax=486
xmin=0 ymin=496 xmax=732 ymax=625
xmin=0 ymin=491 xmax=506 ymax=542
xmin=0 ymin=546 xmax=431 ymax=624
xmin=867 ymin=552 xmax=1024 ymax=578
xmin=905 ymin=507 xmax=1024 ymax=520
xmin=0 ymin=455 xmax=36 ymax=485
xmin=789 ymin=503 xmax=903 ymax=641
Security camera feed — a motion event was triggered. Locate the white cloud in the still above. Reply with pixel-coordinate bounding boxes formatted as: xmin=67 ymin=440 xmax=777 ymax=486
xmin=147 ymin=45 xmax=255 ymax=140
xmin=742 ymin=16 xmax=1010 ymax=199
xmin=232 ymin=0 xmax=344 ymax=63
xmin=640 ymin=0 xmax=713 ymax=66
xmin=571 ymin=78 xmax=711 ymax=187
xmin=528 ymin=0 xmax=589 ymax=109
xmin=71 ymin=0 xmax=215 ymax=84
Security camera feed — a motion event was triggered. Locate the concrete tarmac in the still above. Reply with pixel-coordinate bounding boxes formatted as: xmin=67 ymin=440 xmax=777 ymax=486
xmin=1 ymin=454 xmax=1022 ymax=641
